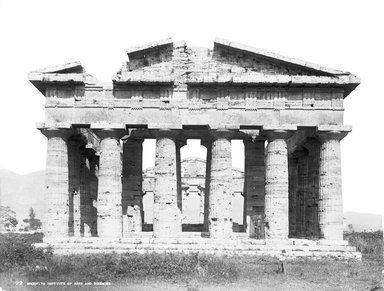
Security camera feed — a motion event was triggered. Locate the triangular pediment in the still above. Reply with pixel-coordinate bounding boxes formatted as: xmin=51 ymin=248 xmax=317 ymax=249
xmin=213 ymin=38 xmax=345 ymax=76
xmin=29 ymin=38 xmax=360 ymax=98
xmin=113 ymin=38 xmax=359 ymax=96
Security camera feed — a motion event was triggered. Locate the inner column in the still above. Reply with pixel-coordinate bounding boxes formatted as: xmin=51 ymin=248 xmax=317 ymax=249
xmin=243 ymin=138 xmax=265 ymax=239
xmin=122 ymin=137 xmax=144 ymax=236
xmin=201 ymin=138 xmax=212 ymax=233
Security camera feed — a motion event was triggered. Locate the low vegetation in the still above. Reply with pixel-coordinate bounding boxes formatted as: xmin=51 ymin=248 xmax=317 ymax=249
xmin=0 ymin=232 xmax=382 ymax=290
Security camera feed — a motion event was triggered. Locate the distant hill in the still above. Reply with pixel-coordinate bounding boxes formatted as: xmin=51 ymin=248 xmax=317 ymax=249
xmin=0 ymin=169 xmax=45 ymax=221
xmin=343 ymin=211 xmax=382 ymax=232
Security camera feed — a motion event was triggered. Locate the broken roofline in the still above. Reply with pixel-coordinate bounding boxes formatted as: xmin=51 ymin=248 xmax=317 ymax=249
xmin=28 ymin=37 xmax=361 ymax=97
xmin=123 ymin=37 xmax=353 ymax=76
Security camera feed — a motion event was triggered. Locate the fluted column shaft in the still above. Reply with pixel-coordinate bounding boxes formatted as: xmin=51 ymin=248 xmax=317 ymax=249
xmin=288 ymin=157 xmax=298 ymax=236
xmin=243 ymin=139 xmax=265 ymax=238
xmin=305 ymin=141 xmax=321 ymax=238
xmin=201 ymin=139 xmax=212 ymax=232
xmin=317 ymin=131 xmax=345 ymax=241
xmin=96 ymin=129 xmax=124 ymax=238
xmin=122 ymin=138 xmax=143 ymax=235
xmin=88 ymin=155 xmax=99 ymax=236
xmin=41 ymin=129 xmax=71 ymax=238
xmin=264 ymin=130 xmax=291 ymax=240
xmin=153 ymin=130 xmax=181 ymax=238
xmin=297 ymin=155 xmax=309 ymax=237
xmin=176 ymin=139 xmax=186 ymax=214
xmin=80 ymin=153 xmax=92 ymax=237
xmin=208 ymin=130 xmax=233 ymax=239
xmin=68 ymin=139 xmax=81 ymax=237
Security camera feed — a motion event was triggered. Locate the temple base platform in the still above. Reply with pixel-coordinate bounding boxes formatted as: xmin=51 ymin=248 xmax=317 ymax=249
xmin=33 ymin=232 xmax=361 ymax=260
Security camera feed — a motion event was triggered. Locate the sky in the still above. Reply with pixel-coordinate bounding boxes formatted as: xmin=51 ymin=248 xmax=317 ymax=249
xmin=0 ymin=0 xmax=383 ymax=216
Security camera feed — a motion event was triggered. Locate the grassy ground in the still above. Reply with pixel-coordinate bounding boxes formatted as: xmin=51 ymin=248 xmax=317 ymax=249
xmin=0 ymin=232 xmax=382 ymax=291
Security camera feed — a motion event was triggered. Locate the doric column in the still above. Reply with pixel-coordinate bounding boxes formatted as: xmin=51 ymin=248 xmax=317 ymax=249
xmin=122 ymin=137 xmax=144 ymax=236
xmin=243 ymin=139 xmax=265 ymax=238
xmin=208 ymin=130 xmax=233 ymax=239
xmin=79 ymin=151 xmax=93 ymax=237
xmin=88 ymin=155 xmax=99 ymax=236
xmin=304 ymin=140 xmax=321 ymax=238
xmin=68 ymin=138 xmax=82 ymax=237
xmin=288 ymin=157 xmax=298 ymax=237
xmin=296 ymin=153 xmax=309 ymax=238
xmin=176 ymin=139 xmax=186 ymax=215
xmin=153 ymin=130 xmax=182 ymax=238
xmin=264 ymin=130 xmax=292 ymax=240
xmin=317 ymin=131 xmax=348 ymax=241
xmin=95 ymin=129 xmax=124 ymax=238
xmin=40 ymin=128 xmax=71 ymax=238
xmin=201 ymin=138 xmax=212 ymax=232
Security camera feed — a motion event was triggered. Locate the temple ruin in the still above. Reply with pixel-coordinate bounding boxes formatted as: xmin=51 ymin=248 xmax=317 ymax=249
xmin=30 ymin=38 xmax=361 ymax=258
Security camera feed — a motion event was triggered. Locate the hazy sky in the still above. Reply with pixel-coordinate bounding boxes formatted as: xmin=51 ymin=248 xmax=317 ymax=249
xmin=0 ymin=0 xmax=383 ymax=215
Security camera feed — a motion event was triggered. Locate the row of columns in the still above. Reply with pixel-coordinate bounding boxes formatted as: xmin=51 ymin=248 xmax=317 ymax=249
xmin=41 ymin=127 xmax=347 ymax=241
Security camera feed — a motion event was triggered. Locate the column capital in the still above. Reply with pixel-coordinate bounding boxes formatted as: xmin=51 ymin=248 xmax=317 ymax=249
xmin=316 ymin=130 xmax=349 ymax=142
xmin=94 ymin=128 xmax=126 ymax=140
xmin=264 ymin=129 xmax=295 ymax=141
xmin=40 ymin=128 xmax=73 ymax=139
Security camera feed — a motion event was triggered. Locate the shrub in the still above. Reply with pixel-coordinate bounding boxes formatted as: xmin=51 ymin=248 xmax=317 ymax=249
xmin=344 ymin=231 xmax=383 ymax=260
xmin=0 ymin=232 xmax=51 ymax=272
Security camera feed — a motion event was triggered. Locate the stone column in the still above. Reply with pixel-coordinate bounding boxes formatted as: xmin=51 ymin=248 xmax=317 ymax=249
xmin=153 ymin=130 xmax=182 ymax=238
xmin=264 ymin=130 xmax=292 ymax=240
xmin=122 ymin=138 xmax=144 ymax=236
xmin=79 ymin=152 xmax=92 ymax=237
xmin=88 ymin=155 xmax=99 ymax=236
xmin=41 ymin=128 xmax=71 ymax=238
xmin=95 ymin=129 xmax=124 ymax=238
xmin=243 ymin=139 xmax=265 ymax=238
xmin=296 ymin=153 xmax=309 ymax=238
xmin=176 ymin=139 xmax=186 ymax=215
xmin=201 ymin=138 xmax=212 ymax=232
xmin=288 ymin=157 xmax=298 ymax=237
xmin=304 ymin=140 xmax=321 ymax=238
xmin=317 ymin=131 xmax=347 ymax=241
xmin=208 ymin=130 xmax=233 ymax=239
xmin=68 ymin=138 xmax=81 ymax=237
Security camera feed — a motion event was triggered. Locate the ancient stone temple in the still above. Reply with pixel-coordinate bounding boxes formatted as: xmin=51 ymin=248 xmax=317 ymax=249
xmin=29 ymin=38 xmax=361 ymax=258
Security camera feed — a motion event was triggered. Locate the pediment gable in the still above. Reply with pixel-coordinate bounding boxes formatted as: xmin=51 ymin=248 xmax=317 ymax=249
xmin=213 ymin=38 xmax=345 ymax=76
xmin=112 ymin=38 xmax=359 ymax=96
xmin=29 ymin=38 xmax=360 ymax=98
